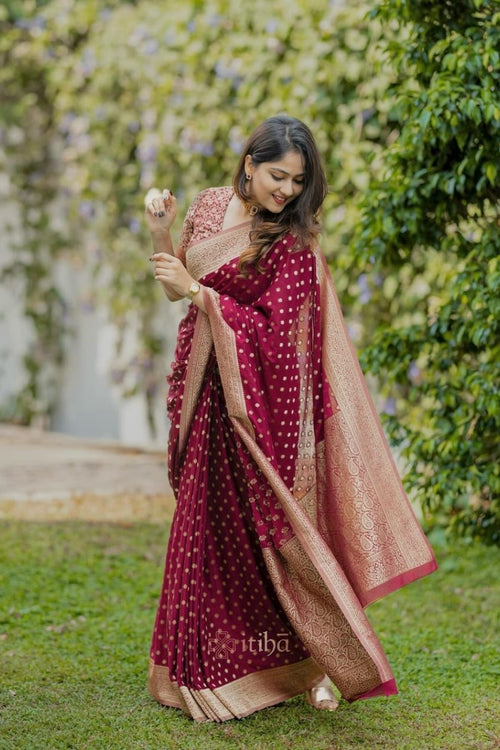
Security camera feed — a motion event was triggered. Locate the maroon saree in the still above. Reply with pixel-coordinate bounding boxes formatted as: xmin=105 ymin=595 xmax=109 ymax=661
xmin=148 ymin=187 xmax=436 ymax=722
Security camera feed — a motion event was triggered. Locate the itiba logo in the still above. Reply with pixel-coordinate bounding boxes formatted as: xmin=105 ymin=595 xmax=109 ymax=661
xmin=208 ymin=629 xmax=291 ymax=659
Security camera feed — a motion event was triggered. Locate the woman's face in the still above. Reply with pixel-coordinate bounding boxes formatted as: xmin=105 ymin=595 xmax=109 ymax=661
xmin=245 ymin=149 xmax=305 ymax=213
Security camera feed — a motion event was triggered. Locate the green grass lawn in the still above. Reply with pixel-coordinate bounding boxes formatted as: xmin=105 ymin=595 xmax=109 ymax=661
xmin=0 ymin=521 xmax=499 ymax=750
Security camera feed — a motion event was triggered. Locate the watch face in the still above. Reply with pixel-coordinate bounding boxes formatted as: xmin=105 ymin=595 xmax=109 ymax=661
xmin=189 ymin=281 xmax=200 ymax=298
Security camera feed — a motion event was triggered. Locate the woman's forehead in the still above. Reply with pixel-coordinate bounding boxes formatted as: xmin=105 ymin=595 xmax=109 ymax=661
xmin=265 ymin=150 xmax=305 ymax=176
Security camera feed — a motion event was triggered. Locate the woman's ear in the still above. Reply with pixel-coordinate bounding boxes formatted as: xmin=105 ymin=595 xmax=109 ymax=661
xmin=244 ymin=154 xmax=253 ymax=177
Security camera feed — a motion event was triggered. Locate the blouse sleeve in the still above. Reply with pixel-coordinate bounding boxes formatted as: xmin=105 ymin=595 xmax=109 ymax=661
xmin=175 ymin=191 xmax=205 ymax=264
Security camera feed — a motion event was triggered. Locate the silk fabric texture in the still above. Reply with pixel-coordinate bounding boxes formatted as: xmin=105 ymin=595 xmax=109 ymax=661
xmin=148 ymin=187 xmax=436 ymax=722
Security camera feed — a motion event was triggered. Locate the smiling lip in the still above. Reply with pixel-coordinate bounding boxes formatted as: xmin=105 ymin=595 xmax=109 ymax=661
xmin=272 ymin=194 xmax=286 ymax=205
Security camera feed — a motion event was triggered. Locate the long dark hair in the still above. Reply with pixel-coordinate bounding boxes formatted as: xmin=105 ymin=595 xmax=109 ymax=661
xmin=233 ymin=115 xmax=328 ymax=272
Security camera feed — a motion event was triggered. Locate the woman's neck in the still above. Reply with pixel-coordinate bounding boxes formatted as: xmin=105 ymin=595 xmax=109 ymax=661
xmin=222 ymin=193 xmax=254 ymax=230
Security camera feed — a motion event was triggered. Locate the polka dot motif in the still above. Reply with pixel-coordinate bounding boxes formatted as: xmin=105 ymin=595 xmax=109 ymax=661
xmin=151 ymin=366 xmax=310 ymax=690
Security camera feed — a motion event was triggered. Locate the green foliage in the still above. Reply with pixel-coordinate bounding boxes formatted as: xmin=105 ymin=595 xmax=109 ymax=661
xmin=356 ymin=0 xmax=500 ymax=544
xmin=0 ymin=0 xmax=395 ymax=425
xmin=1 ymin=521 xmax=499 ymax=748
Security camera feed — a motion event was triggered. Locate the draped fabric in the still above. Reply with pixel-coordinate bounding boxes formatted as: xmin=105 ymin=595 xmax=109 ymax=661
xmin=148 ymin=187 xmax=436 ymax=722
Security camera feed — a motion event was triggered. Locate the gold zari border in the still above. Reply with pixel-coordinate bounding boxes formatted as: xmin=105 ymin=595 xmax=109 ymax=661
xmin=148 ymin=657 xmax=323 ymax=723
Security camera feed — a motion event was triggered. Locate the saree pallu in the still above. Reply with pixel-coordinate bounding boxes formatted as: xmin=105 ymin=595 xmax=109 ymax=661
xmin=149 ymin=225 xmax=436 ymax=723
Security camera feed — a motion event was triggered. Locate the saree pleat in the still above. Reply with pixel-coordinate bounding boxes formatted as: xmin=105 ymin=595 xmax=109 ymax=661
xmin=149 ymin=187 xmax=436 ymax=722
xmin=151 ymin=355 xmax=322 ymax=721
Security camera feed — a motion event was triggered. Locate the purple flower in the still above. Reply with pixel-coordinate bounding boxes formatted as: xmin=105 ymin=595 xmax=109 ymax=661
xmin=94 ymin=106 xmax=107 ymax=122
xmin=357 ymin=273 xmax=372 ymax=303
xmin=136 ymin=141 xmax=158 ymax=164
xmin=110 ymin=368 xmax=125 ymax=384
xmin=382 ymin=397 xmax=396 ymax=416
xmin=59 ymin=112 xmax=77 ymax=135
xmin=15 ymin=15 xmax=46 ymax=31
xmin=129 ymin=218 xmax=141 ymax=234
xmin=229 ymin=129 xmax=245 ymax=155
xmin=146 ymin=383 xmax=158 ymax=397
xmin=215 ymin=60 xmax=236 ymax=80
xmin=346 ymin=323 xmax=362 ymax=343
xmin=27 ymin=171 xmax=43 ymax=186
xmin=407 ymin=361 xmax=421 ymax=384
xmin=361 ymin=108 xmax=374 ymax=125
xmin=78 ymin=201 xmax=95 ymax=220
xmin=208 ymin=13 xmax=223 ymax=27
xmin=129 ymin=25 xmax=149 ymax=45
xmin=169 ymin=93 xmax=184 ymax=107
xmin=196 ymin=141 xmax=214 ymax=157
xmin=127 ymin=119 xmax=140 ymax=133
xmin=265 ymin=19 xmax=279 ymax=34
xmin=80 ymin=49 xmax=96 ymax=76
xmin=140 ymin=164 xmax=155 ymax=189
xmin=80 ymin=298 xmax=95 ymax=313
xmin=143 ymin=39 xmax=158 ymax=56
xmin=90 ymin=244 xmax=103 ymax=261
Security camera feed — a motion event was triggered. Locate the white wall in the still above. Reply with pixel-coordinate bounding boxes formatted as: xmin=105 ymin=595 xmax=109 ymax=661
xmin=0 ymin=167 xmax=183 ymax=448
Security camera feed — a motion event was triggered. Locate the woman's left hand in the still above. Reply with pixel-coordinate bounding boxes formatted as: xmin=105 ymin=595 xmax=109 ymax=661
xmin=151 ymin=252 xmax=194 ymax=300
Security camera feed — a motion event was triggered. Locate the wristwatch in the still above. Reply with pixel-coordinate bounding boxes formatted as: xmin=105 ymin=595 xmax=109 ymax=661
xmin=186 ymin=280 xmax=201 ymax=300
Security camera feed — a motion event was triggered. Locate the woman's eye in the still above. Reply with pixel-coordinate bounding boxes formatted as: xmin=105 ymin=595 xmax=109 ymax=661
xmin=271 ymin=175 xmax=283 ymax=182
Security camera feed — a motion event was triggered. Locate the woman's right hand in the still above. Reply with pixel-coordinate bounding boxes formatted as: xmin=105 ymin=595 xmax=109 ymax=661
xmin=144 ymin=188 xmax=177 ymax=234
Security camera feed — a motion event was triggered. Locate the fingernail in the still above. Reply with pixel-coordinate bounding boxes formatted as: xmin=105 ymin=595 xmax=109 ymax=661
xmin=153 ymin=212 xmax=158 ymax=217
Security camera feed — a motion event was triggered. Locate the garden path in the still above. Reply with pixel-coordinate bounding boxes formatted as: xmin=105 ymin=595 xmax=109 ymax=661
xmin=0 ymin=425 xmax=174 ymax=523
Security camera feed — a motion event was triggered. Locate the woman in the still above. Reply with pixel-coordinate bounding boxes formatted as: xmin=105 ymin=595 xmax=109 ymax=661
xmin=145 ymin=115 xmax=436 ymax=723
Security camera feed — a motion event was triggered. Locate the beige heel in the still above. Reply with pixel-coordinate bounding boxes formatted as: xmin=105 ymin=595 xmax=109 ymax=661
xmin=306 ymin=676 xmax=339 ymax=712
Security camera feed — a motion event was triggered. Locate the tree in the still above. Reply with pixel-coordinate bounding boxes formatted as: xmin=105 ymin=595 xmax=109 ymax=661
xmin=355 ymin=0 xmax=500 ymax=543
